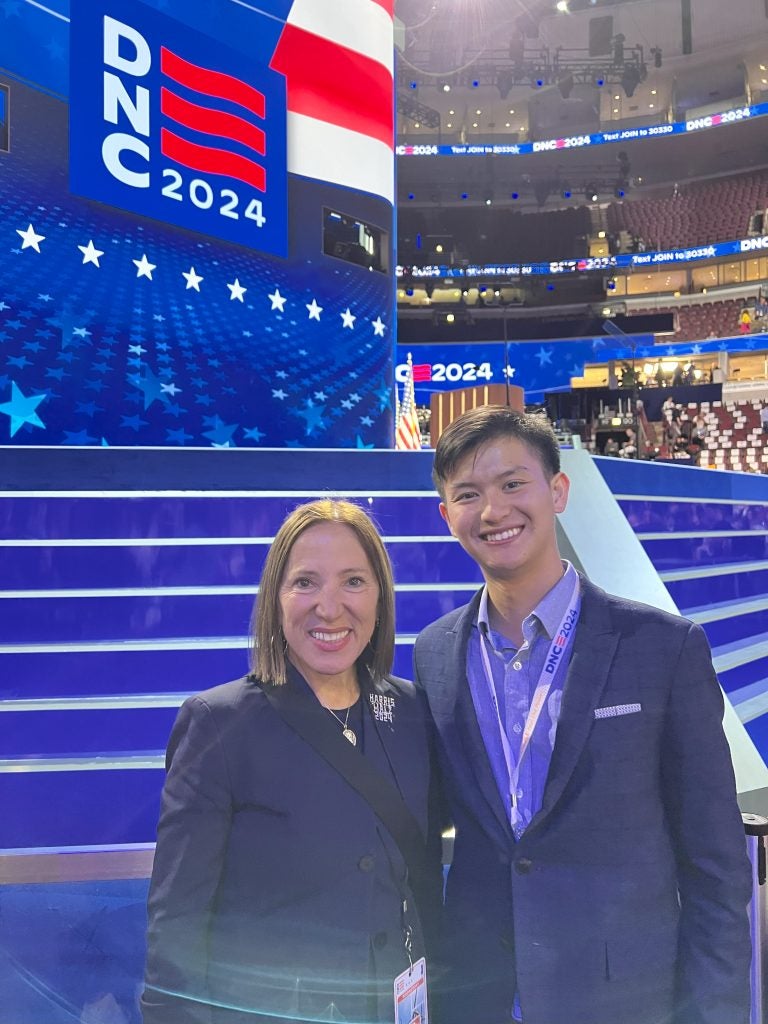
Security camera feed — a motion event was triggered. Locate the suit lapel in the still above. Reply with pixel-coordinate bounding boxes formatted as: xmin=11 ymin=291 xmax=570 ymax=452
xmin=422 ymin=594 xmax=512 ymax=842
xmin=527 ymin=579 xmax=618 ymax=834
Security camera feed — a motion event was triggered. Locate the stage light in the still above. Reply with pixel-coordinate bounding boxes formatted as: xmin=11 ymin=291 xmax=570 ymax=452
xmin=409 ymin=81 xmax=418 ymax=90
xmin=461 ymin=192 xmax=469 ymax=200
xmin=441 ymin=82 xmax=451 ymax=93
xmin=621 ymin=66 xmax=641 ymax=97
xmin=446 ymin=313 xmax=455 ymax=323
xmin=471 ymin=80 xmax=480 ymax=88
xmin=556 ymin=0 xmax=569 ymax=11
xmin=586 ymin=185 xmax=599 ymax=202
xmin=408 ymin=193 xmax=415 ymax=200
xmin=614 ymin=185 xmax=626 ymax=198
xmin=497 ymin=71 xmax=515 ymax=99
xmin=563 ymin=189 xmax=572 ymax=199
xmin=511 ymin=191 xmax=519 ymax=200
xmin=557 ymin=73 xmax=574 ymax=99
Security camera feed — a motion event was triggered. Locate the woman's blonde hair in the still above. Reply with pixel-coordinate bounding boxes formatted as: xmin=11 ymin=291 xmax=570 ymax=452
xmin=251 ymin=499 xmax=395 ymax=685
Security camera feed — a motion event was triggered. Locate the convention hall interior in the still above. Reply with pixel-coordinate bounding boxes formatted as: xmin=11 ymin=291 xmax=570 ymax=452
xmin=2 ymin=0 xmax=768 ymax=1021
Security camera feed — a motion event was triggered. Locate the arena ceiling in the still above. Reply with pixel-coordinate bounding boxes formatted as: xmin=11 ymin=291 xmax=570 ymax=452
xmin=394 ymin=0 xmax=768 ymax=206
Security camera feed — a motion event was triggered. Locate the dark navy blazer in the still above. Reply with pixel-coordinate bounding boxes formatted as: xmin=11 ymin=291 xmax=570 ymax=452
xmin=142 ymin=670 xmax=439 ymax=1024
xmin=414 ymin=575 xmax=752 ymax=1024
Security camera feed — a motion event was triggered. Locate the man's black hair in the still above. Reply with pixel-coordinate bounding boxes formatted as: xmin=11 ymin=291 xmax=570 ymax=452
xmin=432 ymin=406 xmax=561 ymax=499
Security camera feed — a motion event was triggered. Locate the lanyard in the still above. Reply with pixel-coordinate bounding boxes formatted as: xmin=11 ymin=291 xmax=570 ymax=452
xmin=479 ymin=574 xmax=581 ymax=826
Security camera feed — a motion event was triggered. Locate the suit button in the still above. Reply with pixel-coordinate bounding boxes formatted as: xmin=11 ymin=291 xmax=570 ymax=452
xmin=515 ymin=858 xmax=532 ymax=874
xmin=358 ymin=855 xmax=375 ymax=872
xmin=373 ymin=931 xmax=388 ymax=950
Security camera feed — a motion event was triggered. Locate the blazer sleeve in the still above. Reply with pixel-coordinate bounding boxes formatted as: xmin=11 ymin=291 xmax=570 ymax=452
xmin=659 ymin=621 xmax=752 ymax=1024
xmin=142 ymin=696 xmax=233 ymax=1024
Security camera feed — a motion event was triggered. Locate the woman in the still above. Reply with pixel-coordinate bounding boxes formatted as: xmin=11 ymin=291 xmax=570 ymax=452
xmin=142 ymin=499 xmax=439 ymax=1024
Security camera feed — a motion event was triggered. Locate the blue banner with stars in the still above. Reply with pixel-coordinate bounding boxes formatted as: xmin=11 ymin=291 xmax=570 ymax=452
xmin=0 ymin=1 xmax=395 ymax=449
xmin=395 ymin=334 xmax=759 ymax=403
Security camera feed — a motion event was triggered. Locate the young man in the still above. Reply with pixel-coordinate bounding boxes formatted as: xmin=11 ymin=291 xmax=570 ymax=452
xmin=414 ymin=406 xmax=751 ymax=1024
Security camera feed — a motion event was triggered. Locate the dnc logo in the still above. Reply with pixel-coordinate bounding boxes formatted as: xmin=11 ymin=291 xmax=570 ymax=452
xmin=69 ymin=0 xmax=287 ymax=256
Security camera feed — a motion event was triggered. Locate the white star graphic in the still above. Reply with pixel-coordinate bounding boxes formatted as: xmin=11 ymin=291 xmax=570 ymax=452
xmin=306 ymin=298 xmax=323 ymax=320
xmin=72 ymin=327 xmax=91 ymax=338
xmin=17 ymin=224 xmax=45 ymax=252
xmin=182 ymin=266 xmax=204 ymax=291
xmin=272 ymin=388 xmax=287 ymax=400
xmin=78 ymin=239 xmax=104 ymax=267
xmin=0 ymin=302 xmax=9 ymax=311
xmin=161 ymin=382 xmax=181 ymax=396
xmin=269 ymin=288 xmax=287 ymax=312
xmin=372 ymin=316 xmax=386 ymax=336
xmin=228 ymin=278 xmax=247 ymax=302
xmin=133 ymin=254 xmax=156 ymax=279
xmin=340 ymin=307 xmax=356 ymax=329
xmin=128 ymin=344 xmax=147 ymax=355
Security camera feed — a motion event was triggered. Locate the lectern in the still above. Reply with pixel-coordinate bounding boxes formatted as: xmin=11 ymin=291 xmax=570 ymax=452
xmin=430 ymin=384 xmax=525 ymax=445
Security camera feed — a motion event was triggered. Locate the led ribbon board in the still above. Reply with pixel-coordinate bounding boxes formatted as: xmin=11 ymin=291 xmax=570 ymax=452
xmin=396 ymin=104 xmax=761 ymax=158
xmin=69 ymin=0 xmax=288 ymax=257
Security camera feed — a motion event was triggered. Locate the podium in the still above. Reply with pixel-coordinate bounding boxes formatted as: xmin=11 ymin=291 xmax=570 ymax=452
xmin=430 ymin=384 xmax=525 ymax=445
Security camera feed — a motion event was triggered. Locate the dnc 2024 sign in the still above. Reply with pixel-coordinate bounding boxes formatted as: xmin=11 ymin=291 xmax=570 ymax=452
xmin=69 ymin=0 xmax=288 ymax=256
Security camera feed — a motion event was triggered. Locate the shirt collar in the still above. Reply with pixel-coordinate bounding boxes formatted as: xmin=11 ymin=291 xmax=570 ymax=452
xmin=477 ymin=561 xmax=577 ymax=643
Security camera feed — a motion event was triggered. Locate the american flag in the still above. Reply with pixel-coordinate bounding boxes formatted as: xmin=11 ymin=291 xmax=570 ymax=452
xmin=271 ymin=0 xmax=395 ymax=203
xmin=396 ymin=352 xmax=422 ymax=450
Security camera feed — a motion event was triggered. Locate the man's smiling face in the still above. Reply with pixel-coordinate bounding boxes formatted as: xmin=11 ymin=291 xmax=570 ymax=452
xmin=439 ymin=435 xmax=569 ymax=586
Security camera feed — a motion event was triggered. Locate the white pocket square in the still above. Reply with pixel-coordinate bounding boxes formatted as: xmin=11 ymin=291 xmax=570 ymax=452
xmin=594 ymin=703 xmax=642 ymax=719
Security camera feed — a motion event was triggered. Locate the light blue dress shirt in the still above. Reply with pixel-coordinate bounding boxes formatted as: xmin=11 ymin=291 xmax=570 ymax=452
xmin=466 ymin=562 xmax=580 ymax=840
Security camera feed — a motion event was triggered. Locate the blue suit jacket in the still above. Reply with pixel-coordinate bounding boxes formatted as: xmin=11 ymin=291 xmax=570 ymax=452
xmin=414 ymin=575 xmax=751 ymax=1024
xmin=142 ymin=671 xmax=440 ymax=1024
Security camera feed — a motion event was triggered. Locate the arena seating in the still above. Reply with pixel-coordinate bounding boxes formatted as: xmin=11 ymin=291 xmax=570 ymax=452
xmin=695 ymin=399 xmax=768 ymax=473
xmin=607 ymin=171 xmax=768 ymax=250
xmin=628 ymin=298 xmax=750 ymax=341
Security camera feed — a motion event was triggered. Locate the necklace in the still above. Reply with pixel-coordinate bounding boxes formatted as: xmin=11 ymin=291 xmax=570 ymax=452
xmin=326 ymin=703 xmax=357 ymax=746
